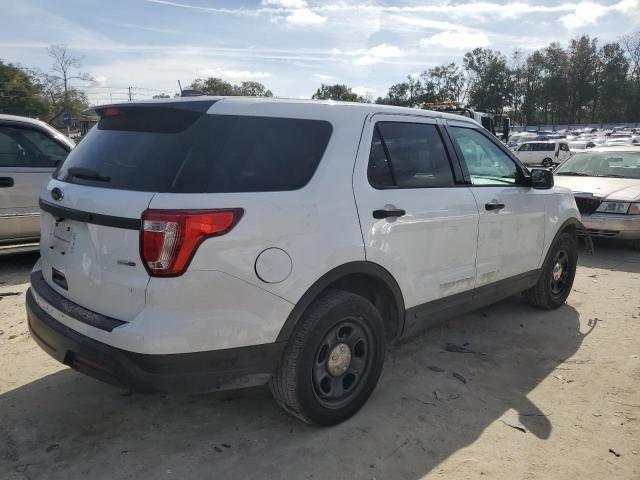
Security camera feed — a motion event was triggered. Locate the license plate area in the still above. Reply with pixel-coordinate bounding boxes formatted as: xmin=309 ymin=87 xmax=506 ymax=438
xmin=50 ymin=218 xmax=77 ymax=255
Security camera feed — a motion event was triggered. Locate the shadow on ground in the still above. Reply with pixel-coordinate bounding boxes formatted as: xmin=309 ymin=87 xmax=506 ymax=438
xmin=0 ymin=252 xmax=39 ymax=288
xmin=579 ymin=238 xmax=640 ymax=274
xmin=1 ymin=296 xmax=587 ymax=480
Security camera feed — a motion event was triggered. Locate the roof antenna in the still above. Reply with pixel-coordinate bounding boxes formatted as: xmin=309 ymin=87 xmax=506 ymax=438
xmin=177 ymin=80 xmax=183 ymax=95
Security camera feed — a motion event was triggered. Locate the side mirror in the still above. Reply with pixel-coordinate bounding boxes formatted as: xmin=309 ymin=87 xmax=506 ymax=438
xmin=530 ymin=168 xmax=554 ymax=190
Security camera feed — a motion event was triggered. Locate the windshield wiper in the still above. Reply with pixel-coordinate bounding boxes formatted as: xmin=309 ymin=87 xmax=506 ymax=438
xmin=67 ymin=166 xmax=111 ymax=182
xmin=555 ymin=172 xmax=591 ymax=176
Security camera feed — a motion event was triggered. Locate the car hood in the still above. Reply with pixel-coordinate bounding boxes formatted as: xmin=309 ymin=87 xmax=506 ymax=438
xmin=554 ymin=176 xmax=640 ymax=201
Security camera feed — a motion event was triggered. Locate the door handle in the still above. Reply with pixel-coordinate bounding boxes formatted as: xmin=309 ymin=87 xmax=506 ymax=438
xmin=0 ymin=177 xmax=14 ymax=188
xmin=373 ymin=208 xmax=406 ymax=219
xmin=485 ymin=202 xmax=505 ymax=211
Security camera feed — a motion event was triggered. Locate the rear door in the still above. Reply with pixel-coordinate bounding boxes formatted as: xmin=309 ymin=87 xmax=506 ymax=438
xmin=353 ymin=114 xmax=479 ymax=328
xmin=445 ymin=122 xmax=546 ymax=286
xmin=0 ymin=123 xmax=69 ymax=242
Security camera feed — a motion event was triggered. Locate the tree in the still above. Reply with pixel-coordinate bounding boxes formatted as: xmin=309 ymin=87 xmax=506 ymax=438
xmin=189 ymin=77 xmax=235 ymax=96
xmin=422 ymin=63 xmax=467 ymax=103
xmin=509 ymin=50 xmax=527 ymax=125
xmin=463 ymin=48 xmax=511 ymax=113
xmin=0 ymin=61 xmax=51 ymax=118
xmin=566 ymin=36 xmax=598 ymax=123
xmin=188 ymin=78 xmax=273 ymax=97
xmin=47 ymin=45 xmax=92 ymax=131
xmin=235 ymin=81 xmax=273 ymax=97
xmin=596 ymin=42 xmax=629 ymax=122
xmin=620 ymin=31 xmax=640 ymax=121
xmin=311 ymin=84 xmax=368 ymax=102
xmin=152 ymin=93 xmax=171 ymax=99
xmin=542 ymin=43 xmax=570 ymax=124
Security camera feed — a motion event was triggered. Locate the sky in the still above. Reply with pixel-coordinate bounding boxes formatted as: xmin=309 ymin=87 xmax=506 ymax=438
xmin=1 ymin=0 xmax=639 ymax=105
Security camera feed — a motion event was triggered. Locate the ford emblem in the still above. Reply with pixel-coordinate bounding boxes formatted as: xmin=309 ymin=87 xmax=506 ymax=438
xmin=51 ymin=187 xmax=63 ymax=201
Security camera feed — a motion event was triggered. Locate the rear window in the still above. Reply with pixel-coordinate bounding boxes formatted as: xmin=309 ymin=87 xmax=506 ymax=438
xmin=55 ymin=108 xmax=332 ymax=193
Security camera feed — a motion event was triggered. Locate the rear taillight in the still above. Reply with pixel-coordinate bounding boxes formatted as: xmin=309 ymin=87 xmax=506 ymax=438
xmin=141 ymin=209 xmax=243 ymax=277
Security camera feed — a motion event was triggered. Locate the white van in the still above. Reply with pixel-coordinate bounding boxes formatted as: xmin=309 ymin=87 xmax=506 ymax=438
xmin=515 ymin=141 xmax=571 ymax=167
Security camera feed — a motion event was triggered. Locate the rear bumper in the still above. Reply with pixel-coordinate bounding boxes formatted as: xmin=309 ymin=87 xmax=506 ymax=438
xmin=581 ymin=213 xmax=640 ymax=239
xmin=26 ymin=288 xmax=284 ymax=393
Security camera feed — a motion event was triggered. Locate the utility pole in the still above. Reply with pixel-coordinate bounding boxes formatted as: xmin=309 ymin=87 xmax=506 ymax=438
xmin=128 ymin=86 xmax=133 ymax=101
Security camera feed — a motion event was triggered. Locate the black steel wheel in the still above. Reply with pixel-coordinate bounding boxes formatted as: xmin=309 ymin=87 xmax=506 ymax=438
xmin=311 ymin=317 xmax=373 ymax=409
xmin=270 ymin=290 xmax=386 ymax=426
xmin=549 ymin=248 xmax=570 ymax=296
xmin=525 ymin=232 xmax=577 ymax=309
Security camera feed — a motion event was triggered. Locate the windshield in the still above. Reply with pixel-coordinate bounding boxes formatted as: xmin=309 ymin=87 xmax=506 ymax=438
xmin=555 ymin=151 xmax=640 ymax=179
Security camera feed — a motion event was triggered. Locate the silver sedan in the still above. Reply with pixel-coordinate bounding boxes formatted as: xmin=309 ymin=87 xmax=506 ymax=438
xmin=554 ymin=146 xmax=640 ymax=248
xmin=0 ymin=114 xmax=74 ymax=253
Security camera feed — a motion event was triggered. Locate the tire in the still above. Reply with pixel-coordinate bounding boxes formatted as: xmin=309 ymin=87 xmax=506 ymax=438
xmin=269 ymin=290 xmax=386 ymax=426
xmin=524 ymin=232 xmax=578 ymax=310
xmin=542 ymin=158 xmax=553 ymax=167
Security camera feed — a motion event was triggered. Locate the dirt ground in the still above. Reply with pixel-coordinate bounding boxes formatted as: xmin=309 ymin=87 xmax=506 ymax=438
xmin=1 ymin=240 xmax=639 ymax=480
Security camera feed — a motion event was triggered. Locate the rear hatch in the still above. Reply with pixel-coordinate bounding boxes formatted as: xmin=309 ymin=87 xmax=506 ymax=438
xmin=39 ymin=100 xmax=216 ymax=321
xmin=39 ymin=99 xmax=332 ymax=322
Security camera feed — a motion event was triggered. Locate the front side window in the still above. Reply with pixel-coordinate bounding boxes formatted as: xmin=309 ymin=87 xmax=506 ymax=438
xmin=450 ymin=127 xmax=519 ymax=186
xmin=367 ymin=122 xmax=455 ymax=188
xmin=518 ymin=143 xmax=531 ymax=152
xmin=0 ymin=126 xmax=68 ymax=167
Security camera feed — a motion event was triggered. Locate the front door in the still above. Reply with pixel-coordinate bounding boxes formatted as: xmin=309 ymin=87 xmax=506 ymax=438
xmin=445 ymin=122 xmax=547 ymax=286
xmin=353 ymin=114 xmax=479 ymax=327
xmin=0 ymin=124 xmax=69 ymax=242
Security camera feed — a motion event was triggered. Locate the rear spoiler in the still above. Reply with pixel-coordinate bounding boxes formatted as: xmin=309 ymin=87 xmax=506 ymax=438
xmin=83 ymin=99 xmax=217 ymax=118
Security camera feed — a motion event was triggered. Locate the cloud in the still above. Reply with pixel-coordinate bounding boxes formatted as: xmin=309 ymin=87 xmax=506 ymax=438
xmin=314 ymin=73 xmax=334 ymax=81
xmin=420 ymin=30 xmax=491 ymax=50
xmin=262 ymin=0 xmax=307 ymax=7
xmin=367 ymin=43 xmax=404 ymax=59
xmin=354 ymin=55 xmax=381 ymax=65
xmin=285 ymin=9 xmax=327 ymax=25
xmin=559 ymin=1 xmax=608 ymax=29
xmin=354 ymin=43 xmax=404 ymax=65
xmin=351 ymin=86 xmax=375 ymax=97
xmin=200 ymin=68 xmax=271 ymax=80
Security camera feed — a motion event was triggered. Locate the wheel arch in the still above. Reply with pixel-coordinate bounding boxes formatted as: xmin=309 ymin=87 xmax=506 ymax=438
xmin=276 ymin=261 xmax=406 ymax=343
xmin=542 ymin=217 xmax=587 ymax=265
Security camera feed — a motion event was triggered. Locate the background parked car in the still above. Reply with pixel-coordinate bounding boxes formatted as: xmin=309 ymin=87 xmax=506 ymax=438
xmin=554 ymin=146 xmax=640 ymax=249
xmin=0 ymin=114 xmax=73 ymax=252
xmin=515 ymin=141 xmax=571 ymax=167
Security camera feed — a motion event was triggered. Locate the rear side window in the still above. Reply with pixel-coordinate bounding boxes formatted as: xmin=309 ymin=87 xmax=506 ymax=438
xmin=533 ymin=143 xmax=555 ymax=152
xmin=56 ymin=109 xmax=332 ymax=193
xmin=367 ymin=122 xmax=455 ymax=188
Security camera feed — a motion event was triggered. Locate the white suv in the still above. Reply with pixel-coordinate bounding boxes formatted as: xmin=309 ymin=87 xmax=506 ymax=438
xmin=26 ymin=97 xmax=582 ymax=425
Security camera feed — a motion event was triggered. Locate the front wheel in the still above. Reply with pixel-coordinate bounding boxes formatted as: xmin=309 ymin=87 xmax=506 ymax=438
xmin=524 ymin=232 xmax=578 ymax=309
xmin=542 ymin=158 xmax=554 ymax=167
xmin=270 ymin=290 xmax=386 ymax=426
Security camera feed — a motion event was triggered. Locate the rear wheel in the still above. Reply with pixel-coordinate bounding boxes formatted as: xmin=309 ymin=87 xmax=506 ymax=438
xmin=525 ymin=232 xmax=577 ymax=309
xmin=270 ymin=290 xmax=386 ymax=426
xmin=542 ymin=158 xmax=553 ymax=167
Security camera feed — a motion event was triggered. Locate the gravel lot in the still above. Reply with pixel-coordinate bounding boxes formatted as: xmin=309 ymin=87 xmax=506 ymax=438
xmin=1 ymin=240 xmax=639 ymax=480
